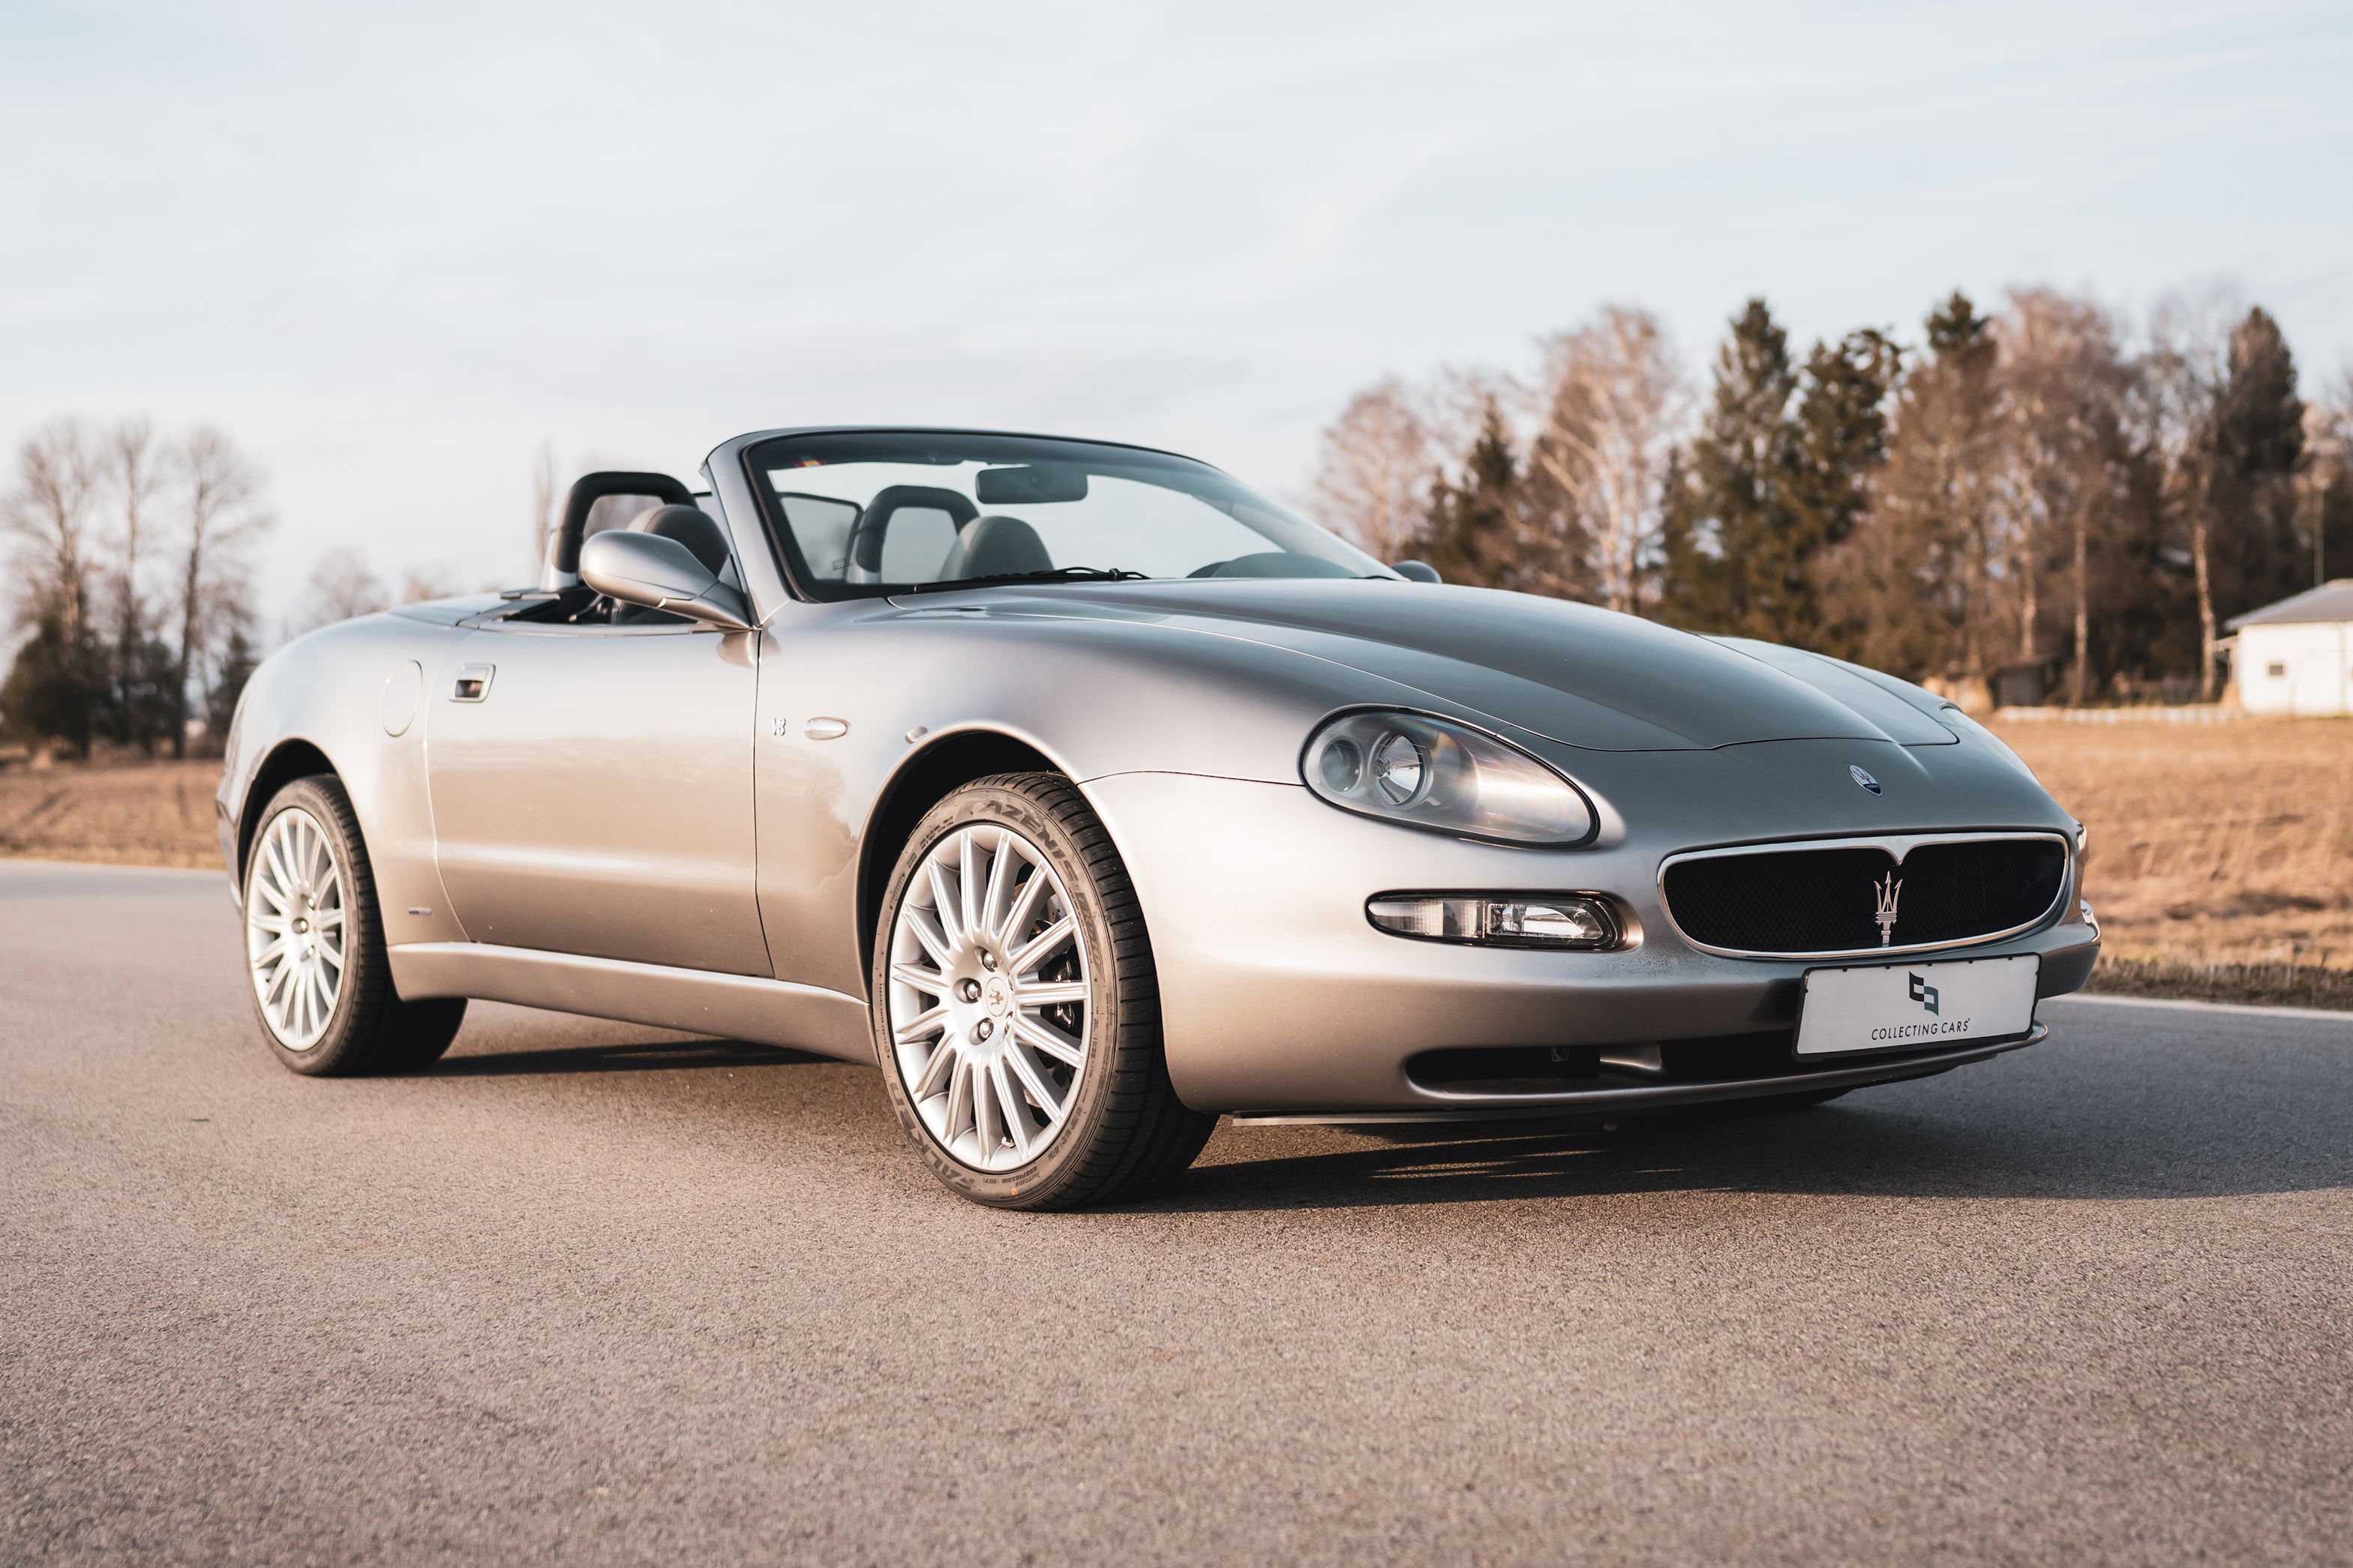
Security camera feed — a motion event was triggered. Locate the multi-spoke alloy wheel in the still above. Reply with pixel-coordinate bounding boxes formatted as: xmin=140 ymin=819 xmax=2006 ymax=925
xmin=888 ymin=823 xmax=1091 ymax=1171
xmin=872 ymin=773 xmax=1217 ymax=1210
xmin=247 ymin=805 xmax=350 ymax=1051
xmin=242 ymin=774 xmax=467 ymax=1077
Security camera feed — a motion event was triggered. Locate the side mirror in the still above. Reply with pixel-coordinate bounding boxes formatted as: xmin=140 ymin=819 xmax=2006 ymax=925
xmin=579 ymin=531 xmax=754 ymax=631
xmin=1391 ymin=560 xmax=1442 ymax=583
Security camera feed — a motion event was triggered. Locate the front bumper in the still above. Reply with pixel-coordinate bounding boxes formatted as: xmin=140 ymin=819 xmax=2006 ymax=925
xmin=1085 ymin=772 xmax=2096 ymax=1114
xmin=1232 ymin=1024 xmax=2047 ymax=1125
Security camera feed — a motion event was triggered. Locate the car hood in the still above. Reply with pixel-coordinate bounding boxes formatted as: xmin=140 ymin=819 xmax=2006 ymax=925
xmin=918 ymin=580 xmax=1960 ymax=751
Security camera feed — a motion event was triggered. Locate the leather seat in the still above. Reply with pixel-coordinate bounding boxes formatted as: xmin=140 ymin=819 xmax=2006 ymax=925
xmin=608 ymin=505 xmax=739 ymax=623
xmin=628 ymin=504 xmax=737 ymax=580
xmin=938 ymin=514 xmax=1052 ymax=580
xmin=848 ymin=487 xmax=980 ymax=583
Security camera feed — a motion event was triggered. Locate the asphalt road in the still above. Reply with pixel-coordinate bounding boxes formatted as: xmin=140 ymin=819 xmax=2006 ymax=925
xmin=5 ymin=860 xmax=2349 ymax=1567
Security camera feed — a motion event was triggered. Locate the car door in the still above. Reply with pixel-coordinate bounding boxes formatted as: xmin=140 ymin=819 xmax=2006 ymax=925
xmin=425 ymin=613 xmax=770 ymax=976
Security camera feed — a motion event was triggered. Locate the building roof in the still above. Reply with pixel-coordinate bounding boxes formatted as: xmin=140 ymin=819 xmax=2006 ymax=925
xmin=2227 ymin=580 xmax=2353 ymax=629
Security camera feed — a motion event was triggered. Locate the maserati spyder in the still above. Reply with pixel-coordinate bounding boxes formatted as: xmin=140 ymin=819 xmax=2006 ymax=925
xmin=218 ymin=427 xmax=2099 ymax=1208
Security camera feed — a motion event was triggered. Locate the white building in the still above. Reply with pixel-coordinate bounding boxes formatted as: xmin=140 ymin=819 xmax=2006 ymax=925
xmin=2227 ymin=580 xmax=2353 ymax=717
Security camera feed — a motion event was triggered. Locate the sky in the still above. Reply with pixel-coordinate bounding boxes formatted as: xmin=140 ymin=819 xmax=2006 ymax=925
xmin=4 ymin=0 xmax=2350 ymax=627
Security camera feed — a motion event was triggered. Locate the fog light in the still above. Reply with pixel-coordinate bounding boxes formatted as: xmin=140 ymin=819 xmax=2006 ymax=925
xmin=1366 ymin=893 xmax=1618 ymax=949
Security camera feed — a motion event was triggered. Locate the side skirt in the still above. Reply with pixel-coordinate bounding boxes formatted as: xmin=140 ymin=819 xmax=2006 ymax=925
xmin=386 ymin=942 xmax=875 ymax=1064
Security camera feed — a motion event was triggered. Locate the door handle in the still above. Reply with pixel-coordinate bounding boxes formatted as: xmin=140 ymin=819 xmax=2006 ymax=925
xmin=450 ymin=664 xmax=495 ymax=702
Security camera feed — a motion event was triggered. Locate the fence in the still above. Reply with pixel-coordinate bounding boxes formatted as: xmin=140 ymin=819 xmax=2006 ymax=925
xmin=1990 ymin=705 xmax=2250 ymax=724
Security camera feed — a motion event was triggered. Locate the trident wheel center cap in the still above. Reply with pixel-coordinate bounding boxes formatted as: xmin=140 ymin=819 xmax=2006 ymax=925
xmin=981 ymin=976 xmax=1012 ymax=1019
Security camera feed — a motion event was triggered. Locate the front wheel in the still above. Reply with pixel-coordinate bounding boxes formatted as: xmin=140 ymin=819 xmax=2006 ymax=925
xmin=872 ymin=773 xmax=1214 ymax=1210
xmin=243 ymin=774 xmax=466 ymax=1076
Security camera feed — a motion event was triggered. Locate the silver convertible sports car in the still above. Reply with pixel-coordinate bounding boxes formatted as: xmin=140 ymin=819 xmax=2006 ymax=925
xmin=219 ymin=427 xmax=2099 ymax=1208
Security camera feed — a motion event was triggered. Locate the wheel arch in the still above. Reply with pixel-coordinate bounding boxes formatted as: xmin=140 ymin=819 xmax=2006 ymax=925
xmin=236 ymin=738 xmax=338 ymax=893
xmin=856 ymin=729 xmax=1064 ymax=986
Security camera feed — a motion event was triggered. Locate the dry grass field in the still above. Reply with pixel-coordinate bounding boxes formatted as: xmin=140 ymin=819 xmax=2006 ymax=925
xmin=0 ymin=757 xmax=224 ymax=869
xmin=1997 ymin=719 xmax=2350 ymax=937
xmin=1995 ymin=716 xmax=2352 ymax=1006
xmin=6 ymin=720 xmax=2347 ymax=1006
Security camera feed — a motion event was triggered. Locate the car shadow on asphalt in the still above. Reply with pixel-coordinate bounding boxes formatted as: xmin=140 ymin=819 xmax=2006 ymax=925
xmin=1136 ymin=1098 xmax=2353 ymax=1210
xmin=423 ymin=1040 xmax=837 ymax=1075
xmin=410 ymin=1015 xmax=2351 ymax=1206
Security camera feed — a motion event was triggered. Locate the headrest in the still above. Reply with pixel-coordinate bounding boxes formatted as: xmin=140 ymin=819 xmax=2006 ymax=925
xmin=856 ymin=486 xmax=980 ymax=574
xmin=940 ymin=514 xmax=1053 ymax=580
xmin=629 ymin=505 xmax=733 ymax=577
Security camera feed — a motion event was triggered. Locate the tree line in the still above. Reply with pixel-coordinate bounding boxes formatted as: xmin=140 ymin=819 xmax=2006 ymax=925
xmin=0 ymin=418 xmax=500 ymax=763
xmin=2 ymin=418 xmax=272 ymax=760
xmin=1313 ymin=287 xmax=2353 ymax=706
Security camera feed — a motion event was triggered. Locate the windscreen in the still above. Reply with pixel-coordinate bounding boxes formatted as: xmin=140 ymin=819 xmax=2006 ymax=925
xmin=746 ymin=431 xmax=1390 ymax=601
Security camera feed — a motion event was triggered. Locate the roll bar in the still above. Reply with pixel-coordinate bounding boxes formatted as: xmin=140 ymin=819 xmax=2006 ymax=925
xmin=542 ymin=471 xmax=695 ymax=589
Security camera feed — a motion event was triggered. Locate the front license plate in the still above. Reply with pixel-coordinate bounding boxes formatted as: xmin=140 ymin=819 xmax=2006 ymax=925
xmin=1795 ymin=954 xmax=2041 ymax=1058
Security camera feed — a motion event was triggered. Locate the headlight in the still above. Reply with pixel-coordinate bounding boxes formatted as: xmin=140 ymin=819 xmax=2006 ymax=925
xmin=1301 ymin=710 xmax=1596 ymax=846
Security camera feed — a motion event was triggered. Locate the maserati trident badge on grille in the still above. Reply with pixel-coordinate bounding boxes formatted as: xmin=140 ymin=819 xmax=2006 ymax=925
xmin=1872 ymin=871 xmax=1903 ymax=946
xmin=1850 ymin=765 xmax=1882 ymax=795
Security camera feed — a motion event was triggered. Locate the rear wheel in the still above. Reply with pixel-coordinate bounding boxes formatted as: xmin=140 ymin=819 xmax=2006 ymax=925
xmin=243 ymin=775 xmax=466 ymax=1076
xmin=872 ymin=773 xmax=1214 ymax=1210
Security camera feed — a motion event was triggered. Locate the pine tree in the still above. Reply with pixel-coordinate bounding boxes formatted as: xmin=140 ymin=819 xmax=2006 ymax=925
xmin=1794 ymin=330 xmax=1898 ymax=552
xmin=1658 ymin=299 xmax=1803 ymax=639
xmin=2207 ymin=307 xmax=2305 ymax=619
xmin=1795 ymin=328 xmax=1899 ymax=658
xmin=1415 ymin=402 xmax=1522 ymax=589
xmin=1865 ymin=292 xmax=2000 ymax=682
xmin=206 ymin=624 xmax=260 ymax=741
xmin=0 ymin=609 xmax=99 ymax=758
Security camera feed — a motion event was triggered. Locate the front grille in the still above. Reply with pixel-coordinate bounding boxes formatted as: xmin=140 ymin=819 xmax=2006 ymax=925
xmin=1661 ymin=837 xmax=2066 ymax=955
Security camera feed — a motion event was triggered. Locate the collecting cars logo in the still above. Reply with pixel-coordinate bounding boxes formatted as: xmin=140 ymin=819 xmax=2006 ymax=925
xmin=1908 ymin=971 xmax=1939 ymax=1015
xmin=1866 ymin=969 xmax=1968 ymax=1043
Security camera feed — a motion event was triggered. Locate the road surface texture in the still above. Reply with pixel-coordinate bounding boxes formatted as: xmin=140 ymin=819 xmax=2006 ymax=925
xmin=5 ymin=860 xmax=2348 ymax=1566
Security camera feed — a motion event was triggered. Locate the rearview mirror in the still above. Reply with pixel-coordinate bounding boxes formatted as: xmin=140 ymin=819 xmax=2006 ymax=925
xmin=579 ymin=531 xmax=754 ymax=631
xmin=974 ymin=464 xmax=1088 ymax=505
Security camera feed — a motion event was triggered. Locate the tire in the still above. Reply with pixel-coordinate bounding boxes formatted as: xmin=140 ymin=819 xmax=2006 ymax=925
xmin=242 ymin=774 xmax=467 ymax=1077
xmin=871 ymin=773 xmax=1215 ymax=1210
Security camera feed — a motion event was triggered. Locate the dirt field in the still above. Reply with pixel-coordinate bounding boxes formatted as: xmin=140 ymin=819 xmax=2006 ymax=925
xmin=1995 ymin=718 xmax=2353 ymax=985
xmin=7 ymin=721 xmax=2346 ymax=1005
xmin=0 ymin=758 xmax=225 ymax=870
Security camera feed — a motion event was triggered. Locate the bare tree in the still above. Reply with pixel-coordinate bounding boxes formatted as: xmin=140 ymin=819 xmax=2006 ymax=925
xmin=0 ymin=421 xmax=109 ymax=757
xmin=300 ymin=547 xmax=389 ymax=633
xmin=398 ymin=566 xmax=463 ymax=604
xmin=1992 ymin=290 xmax=2133 ymax=703
xmin=102 ymin=420 xmax=171 ymax=748
xmin=531 ymin=439 xmax=560 ymax=582
xmin=1309 ymin=379 xmax=1433 ymax=562
xmin=3 ymin=418 xmax=104 ymax=643
xmin=2298 ymin=370 xmax=2351 ymax=586
xmin=2147 ymin=289 xmax=2237 ymax=699
xmin=1525 ymin=307 xmax=1687 ymax=613
xmin=170 ymin=430 xmax=271 ymax=756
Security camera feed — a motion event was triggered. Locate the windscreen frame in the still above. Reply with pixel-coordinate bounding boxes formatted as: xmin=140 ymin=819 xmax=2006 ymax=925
xmin=738 ymin=428 xmax=1383 ymax=602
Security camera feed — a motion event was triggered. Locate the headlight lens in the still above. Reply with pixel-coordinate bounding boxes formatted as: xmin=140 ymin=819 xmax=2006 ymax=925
xmin=1301 ymin=710 xmax=1595 ymax=845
